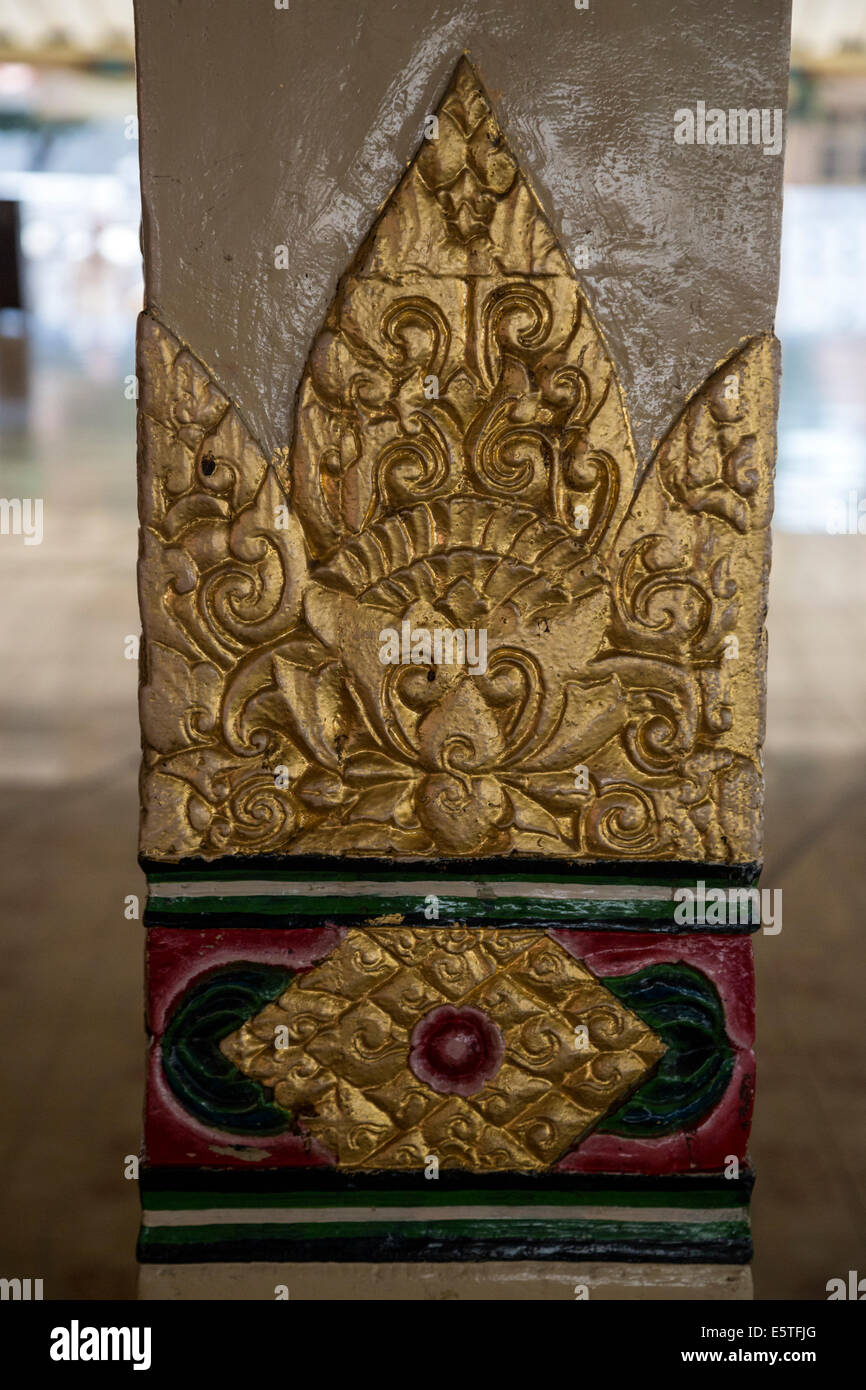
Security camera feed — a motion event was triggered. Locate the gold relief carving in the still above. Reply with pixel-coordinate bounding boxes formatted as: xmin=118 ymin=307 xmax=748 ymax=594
xmin=220 ymin=927 xmax=665 ymax=1170
xmin=137 ymin=56 xmax=777 ymax=863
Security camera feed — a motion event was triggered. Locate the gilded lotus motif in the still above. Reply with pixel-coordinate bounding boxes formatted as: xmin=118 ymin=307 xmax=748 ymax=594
xmin=137 ymin=57 xmax=777 ymax=863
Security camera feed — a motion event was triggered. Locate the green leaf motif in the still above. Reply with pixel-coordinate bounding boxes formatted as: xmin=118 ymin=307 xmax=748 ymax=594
xmin=597 ymin=963 xmax=734 ymax=1137
xmin=161 ymin=964 xmax=292 ymax=1135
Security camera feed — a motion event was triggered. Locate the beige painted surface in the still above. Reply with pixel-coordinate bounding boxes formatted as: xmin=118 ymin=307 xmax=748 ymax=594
xmin=139 ymin=1260 xmax=753 ymax=1301
xmin=133 ymin=0 xmax=792 ymax=466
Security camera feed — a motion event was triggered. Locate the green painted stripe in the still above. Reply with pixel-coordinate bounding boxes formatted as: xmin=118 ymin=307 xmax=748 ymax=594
xmin=141 ymin=1187 xmax=746 ymax=1213
xmin=137 ymin=1218 xmax=746 ymax=1248
xmin=146 ymin=893 xmax=677 ymax=921
xmin=147 ymin=869 xmax=729 ymax=887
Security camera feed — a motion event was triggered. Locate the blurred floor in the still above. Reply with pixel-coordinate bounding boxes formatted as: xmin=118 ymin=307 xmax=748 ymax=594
xmin=752 ymin=532 xmax=866 ymax=1300
xmin=0 ymin=358 xmax=142 ymax=1300
xmin=754 ymin=743 xmax=866 ymax=1300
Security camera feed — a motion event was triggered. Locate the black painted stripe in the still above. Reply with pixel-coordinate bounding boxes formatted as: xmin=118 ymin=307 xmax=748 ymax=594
xmin=137 ymin=1230 xmax=752 ymax=1265
xmin=139 ymin=1165 xmax=754 ymax=1198
xmin=142 ymin=853 xmax=762 ymax=883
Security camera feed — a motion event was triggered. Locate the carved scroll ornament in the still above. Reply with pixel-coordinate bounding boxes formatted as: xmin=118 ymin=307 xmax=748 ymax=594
xmin=137 ymin=57 xmax=777 ymax=865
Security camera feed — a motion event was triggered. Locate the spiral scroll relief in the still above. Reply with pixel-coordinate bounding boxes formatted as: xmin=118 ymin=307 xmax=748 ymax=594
xmin=137 ymin=56 xmax=777 ymax=864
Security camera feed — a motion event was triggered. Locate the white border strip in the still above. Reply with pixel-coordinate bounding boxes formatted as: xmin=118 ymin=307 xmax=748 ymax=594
xmin=142 ymin=1204 xmax=746 ymax=1228
xmin=148 ymin=879 xmax=676 ymax=903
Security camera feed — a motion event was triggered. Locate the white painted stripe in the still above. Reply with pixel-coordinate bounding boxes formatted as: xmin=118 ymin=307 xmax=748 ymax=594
xmin=142 ymin=1204 xmax=746 ymax=1228
xmin=148 ymin=879 xmax=676 ymax=903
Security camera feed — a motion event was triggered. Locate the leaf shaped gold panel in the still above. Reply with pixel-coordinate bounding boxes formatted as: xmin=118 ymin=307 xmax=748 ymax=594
xmin=137 ymin=56 xmax=777 ymax=864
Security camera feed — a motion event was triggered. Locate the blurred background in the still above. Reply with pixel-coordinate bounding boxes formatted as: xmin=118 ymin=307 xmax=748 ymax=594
xmin=0 ymin=0 xmax=863 ymax=1300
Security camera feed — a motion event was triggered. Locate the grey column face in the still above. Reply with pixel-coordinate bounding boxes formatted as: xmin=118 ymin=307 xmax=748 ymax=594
xmin=134 ymin=0 xmax=792 ymax=465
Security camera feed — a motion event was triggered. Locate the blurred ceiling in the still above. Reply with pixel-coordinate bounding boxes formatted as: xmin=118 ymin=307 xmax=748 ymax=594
xmin=0 ymin=0 xmax=133 ymax=66
xmin=792 ymin=0 xmax=866 ymax=68
xmin=0 ymin=0 xmax=864 ymax=74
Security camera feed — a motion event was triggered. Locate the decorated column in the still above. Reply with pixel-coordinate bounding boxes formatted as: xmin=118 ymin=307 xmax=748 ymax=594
xmin=133 ymin=0 xmax=790 ymax=1299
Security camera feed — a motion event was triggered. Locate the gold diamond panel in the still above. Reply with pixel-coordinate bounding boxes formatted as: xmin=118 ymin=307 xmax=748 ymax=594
xmin=220 ymin=927 xmax=665 ymax=1171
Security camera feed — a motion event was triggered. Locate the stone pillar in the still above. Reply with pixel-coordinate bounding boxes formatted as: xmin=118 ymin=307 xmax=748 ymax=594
xmin=134 ymin=0 xmax=791 ymax=1300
